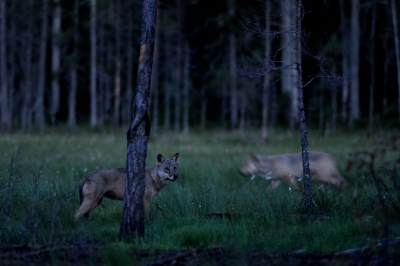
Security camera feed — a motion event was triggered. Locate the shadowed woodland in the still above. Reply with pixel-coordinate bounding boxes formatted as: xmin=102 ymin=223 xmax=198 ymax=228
xmin=0 ymin=0 xmax=399 ymax=134
xmin=2 ymin=0 xmax=400 ymax=265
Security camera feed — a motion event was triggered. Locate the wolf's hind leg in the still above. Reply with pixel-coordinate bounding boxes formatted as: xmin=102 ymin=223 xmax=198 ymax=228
xmin=75 ymin=196 xmax=101 ymax=220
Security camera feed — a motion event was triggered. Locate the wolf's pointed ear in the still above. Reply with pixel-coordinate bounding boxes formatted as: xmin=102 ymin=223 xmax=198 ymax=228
xmin=171 ymin=153 xmax=179 ymax=163
xmin=157 ymin=154 xmax=166 ymax=166
xmin=249 ymin=154 xmax=259 ymax=163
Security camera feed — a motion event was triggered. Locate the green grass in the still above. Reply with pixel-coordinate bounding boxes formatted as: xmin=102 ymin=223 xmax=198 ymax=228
xmin=1 ymin=128 xmax=400 ymax=255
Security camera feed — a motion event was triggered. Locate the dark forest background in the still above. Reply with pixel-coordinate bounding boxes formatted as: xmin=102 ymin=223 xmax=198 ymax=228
xmin=0 ymin=0 xmax=399 ymax=136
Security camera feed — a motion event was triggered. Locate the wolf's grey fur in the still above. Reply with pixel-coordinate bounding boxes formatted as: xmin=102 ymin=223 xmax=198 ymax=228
xmin=239 ymin=151 xmax=347 ymax=190
xmin=75 ymin=153 xmax=179 ymax=220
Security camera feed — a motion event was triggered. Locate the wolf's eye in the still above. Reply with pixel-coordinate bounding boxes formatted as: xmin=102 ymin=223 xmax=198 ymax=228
xmin=165 ymin=167 xmax=169 ymax=172
xmin=174 ymin=167 xmax=177 ymax=171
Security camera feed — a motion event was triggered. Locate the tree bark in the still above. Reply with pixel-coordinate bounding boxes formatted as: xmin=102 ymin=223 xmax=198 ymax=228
xmin=368 ymin=0 xmax=376 ymax=131
xmin=0 ymin=0 xmax=10 ymax=130
xmin=163 ymin=34 xmax=172 ymax=130
xmin=113 ymin=0 xmax=121 ymax=127
xmin=200 ymin=86 xmax=207 ymax=129
xmin=339 ymin=0 xmax=349 ymax=123
xmin=151 ymin=6 xmax=160 ymax=133
xmin=120 ymin=0 xmax=157 ymax=241
xmin=296 ymin=0 xmax=313 ymax=214
xmin=90 ymin=0 xmax=97 ymax=128
xmin=34 ymin=0 xmax=48 ymax=130
xmin=50 ymin=0 xmax=61 ymax=127
xmin=261 ymin=0 xmax=271 ymax=143
xmin=68 ymin=0 xmax=79 ymax=129
xmin=349 ymin=0 xmax=360 ymax=129
xmin=182 ymin=40 xmax=190 ymax=135
xmin=228 ymin=0 xmax=238 ymax=129
xmin=21 ymin=0 xmax=34 ymax=131
xmin=391 ymin=0 xmax=400 ymax=122
xmin=280 ymin=0 xmax=298 ymax=131
xmin=174 ymin=0 xmax=182 ymax=133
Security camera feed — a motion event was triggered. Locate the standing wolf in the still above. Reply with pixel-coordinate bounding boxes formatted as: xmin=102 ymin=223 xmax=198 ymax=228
xmin=75 ymin=153 xmax=179 ymax=220
xmin=239 ymin=152 xmax=347 ymax=190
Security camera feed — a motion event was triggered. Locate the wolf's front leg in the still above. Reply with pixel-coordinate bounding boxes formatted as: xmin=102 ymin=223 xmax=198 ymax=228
xmin=268 ymin=179 xmax=281 ymax=190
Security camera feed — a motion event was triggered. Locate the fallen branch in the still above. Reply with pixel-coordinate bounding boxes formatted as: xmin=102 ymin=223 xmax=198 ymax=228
xmin=335 ymin=237 xmax=400 ymax=255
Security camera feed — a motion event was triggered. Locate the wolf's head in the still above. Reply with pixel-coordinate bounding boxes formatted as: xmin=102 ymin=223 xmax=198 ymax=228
xmin=156 ymin=153 xmax=179 ymax=182
xmin=238 ymin=154 xmax=264 ymax=178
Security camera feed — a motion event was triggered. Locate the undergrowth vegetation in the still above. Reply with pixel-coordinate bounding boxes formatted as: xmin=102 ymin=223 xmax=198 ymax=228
xmin=1 ymin=128 xmax=400 ymax=254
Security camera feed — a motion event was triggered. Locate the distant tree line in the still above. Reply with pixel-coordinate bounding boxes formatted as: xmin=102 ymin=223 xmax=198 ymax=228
xmin=0 ymin=0 xmax=399 ymax=134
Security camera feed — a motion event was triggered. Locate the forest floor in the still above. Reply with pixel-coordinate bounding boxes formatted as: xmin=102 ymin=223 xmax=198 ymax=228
xmin=1 ymin=242 xmax=400 ymax=265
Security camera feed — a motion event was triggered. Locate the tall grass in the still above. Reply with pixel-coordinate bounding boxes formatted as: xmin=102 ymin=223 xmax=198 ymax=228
xmin=0 ymin=128 xmax=400 ymax=254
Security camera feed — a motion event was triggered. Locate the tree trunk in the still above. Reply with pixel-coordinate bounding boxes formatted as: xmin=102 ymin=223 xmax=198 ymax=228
xmin=34 ymin=0 xmax=48 ymax=130
xmin=21 ymin=0 xmax=34 ymax=131
xmin=68 ymin=0 xmax=79 ymax=129
xmin=261 ymin=0 xmax=271 ymax=144
xmin=391 ymin=0 xmax=400 ymax=122
xmin=163 ymin=35 xmax=172 ymax=130
xmin=0 ymin=0 xmax=10 ymax=130
xmin=339 ymin=0 xmax=349 ymax=122
xmin=349 ymin=0 xmax=360 ymax=129
xmin=174 ymin=0 xmax=182 ymax=133
xmin=151 ymin=6 xmax=160 ymax=133
xmin=318 ymin=79 xmax=324 ymax=133
xmin=200 ymin=86 xmax=207 ymax=129
xmin=113 ymin=0 xmax=121 ymax=127
xmin=239 ymin=90 xmax=246 ymax=132
xmin=368 ymin=0 xmax=376 ymax=131
xmin=90 ymin=0 xmax=97 ymax=128
xmin=50 ymin=0 xmax=61 ymax=127
xmin=182 ymin=40 xmax=190 ymax=135
xmin=228 ymin=0 xmax=238 ymax=129
xmin=280 ymin=0 xmax=298 ymax=130
xmin=221 ymin=84 xmax=228 ymax=128
xmin=120 ymin=0 xmax=157 ymax=241
xmin=330 ymin=73 xmax=337 ymax=134
xmin=296 ymin=0 xmax=313 ymax=214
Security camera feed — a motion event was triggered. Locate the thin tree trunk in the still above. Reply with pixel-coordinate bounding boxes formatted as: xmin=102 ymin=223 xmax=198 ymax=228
xmin=50 ymin=0 xmax=61 ymax=127
xmin=296 ymin=0 xmax=313 ymax=214
xmin=228 ymin=0 xmax=238 ymax=129
xmin=318 ymin=80 xmax=324 ymax=132
xmin=200 ymin=86 xmax=207 ymax=129
xmin=34 ymin=0 xmax=48 ymax=130
xmin=120 ymin=0 xmax=157 ymax=242
xmin=330 ymin=72 xmax=337 ymax=134
xmin=174 ymin=0 xmax=182 ymax=133
xmin=383 ymin=47 xmax=391 ymax=115
xmin=280 ymin=0 xmax=297 ymax=130
xmin=261 ymin=0 xmax=271 ymax=143
xmin=368 ymin=0 xmax=376 ymax=131
xmin=22 ymin=2 xmax=34 ymax=131
xmin=239 ymin=90 xmax=246 ymax=132
xmin=349 ymin=0 xmax=360 ymax=129
xmin=90 ymin=0 xmax=97 ymax=128
xmin=391 ymin=0 xmax=400 ymax=122
xmin=339 ymin=0 xmax=349 ymax=122
xmin=0 ymin=0 xmax=10 ymax=130
xmin=163 ymin=35 xmax=172 ymax=130
xmin=68 ymin=0 xmax=79 ymax=129
xmin=113 ymin=0 xmax=121 ymax=126
xmin=221 ymin=84 xmax=228 ymax=127
xmin=182 ymin=40 xmax=190 ymax=135
xmin=151 ymin=6 xmax=160 ymax=133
